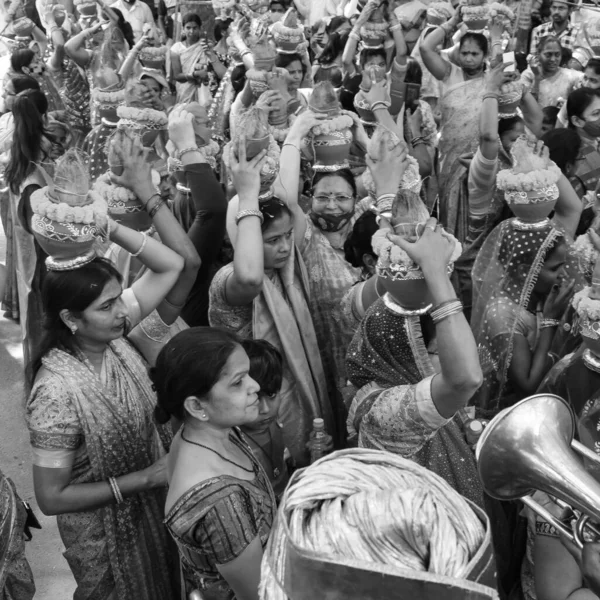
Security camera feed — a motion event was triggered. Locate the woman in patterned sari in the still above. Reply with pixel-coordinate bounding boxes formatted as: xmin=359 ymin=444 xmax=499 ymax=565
xmin=0 ymin=469 xmax=35 ymax=600
xmin=25 ymin=143 xmax=187 ymax=600
xmin=171 ymin=13 xmax=227 ymax=106
xmin=420 ymin=22 xmax=491 ymax=241
xmin=209 ymin=135 xmax=332 ymax=466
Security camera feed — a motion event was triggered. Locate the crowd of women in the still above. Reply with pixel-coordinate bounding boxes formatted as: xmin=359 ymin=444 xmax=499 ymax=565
xmin=3 ymin=0 xmax=600 ymax=597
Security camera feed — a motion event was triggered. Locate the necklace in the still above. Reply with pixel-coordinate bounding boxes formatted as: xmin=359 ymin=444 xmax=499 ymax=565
xmin=180 ymin=428 xmax=255 ymax=473
xmin=244 ymin=428 xmax=280 ymax=478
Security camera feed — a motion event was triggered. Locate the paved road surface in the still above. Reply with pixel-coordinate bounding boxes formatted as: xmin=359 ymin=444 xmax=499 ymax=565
xmin=0 ymin=218 xmax=76 ymax=598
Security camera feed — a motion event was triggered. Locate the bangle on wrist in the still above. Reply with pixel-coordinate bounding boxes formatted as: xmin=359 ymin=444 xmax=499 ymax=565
xmin=431 ymin=299 xmax=463 ymax=325
xmin=142 ymin=192 xmax=160 ymax=210
xmin=108 ymin=477 xmax=124 ymax=504
xmin=540 ymin=318 xmax=560 ymax=329
xmin=482 ymin=92 xmax=499 ymax=101
xmin=390 ymin=23 xmax=402 ymax=32
xmin=174 ymin=146 xmax=199 ymax=161
xmin=375 ymin=193 xmax=395 ymax=213
xmin=130 ymin=231 xmax=148 ymax=257
xmin=148 ymin=198 xmax=165 ymax=219
xmin=235 ymin=209 xmax=264 ymax=225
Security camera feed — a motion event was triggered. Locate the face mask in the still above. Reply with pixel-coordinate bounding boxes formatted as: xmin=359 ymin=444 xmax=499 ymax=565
xmin=309 ymin=210 xmax=353 ymax=232
xmin=583 ymin=116 xmax=600 ymax=138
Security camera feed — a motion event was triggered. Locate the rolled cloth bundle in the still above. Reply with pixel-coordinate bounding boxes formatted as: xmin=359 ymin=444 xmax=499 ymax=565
xmin=261 ymin=449 xmax=498 ymax=600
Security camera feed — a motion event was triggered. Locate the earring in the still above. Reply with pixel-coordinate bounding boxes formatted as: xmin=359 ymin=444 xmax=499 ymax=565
xmin=70 ymin=325 xmax=77 ymax=335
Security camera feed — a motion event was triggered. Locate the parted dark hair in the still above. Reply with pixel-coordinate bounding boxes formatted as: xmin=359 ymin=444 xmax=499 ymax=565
xmin=567 ymin=87 xmax=600 ymax=127
xmin=459 ymin=31 xmax=488 ymax=55
xmin=9 ymin=74 xmax=40 ymax=94
xmin=538 ymin=35 xmax=562 ymax=54
xmin=498 ymin=115 xmax=524 ymax=138
xmin=318 ymin=30 xmax=349 ymax=67
xmin=541 ymin=128 xmax=582 ymax=173
xmin=259 ymin=196 xmax=293 ymax=232
xmin=28 ymin=258 xmax=123 ymax=382
xmin=5 ymin=88 xmax=49 ymax=193
xmin=359 ymin=47 xmax=386 ymax=69
xmin=344 ymin=210 xmax=378 ymax=268
xmin=10 ymin=49 xmax=36 ymax=74
xmin=183 ymin=12 xmax=202 ymax=28
xmin=311 ymin=168 xmax=358 ymax=197
xmin=214 ymin=17 xmax=233 ymax=42
xmin=241 ymin=338 xmax=283 ymax=397
xmin=275 ymin=52 xmax=307 ymax=78
xmin=152 ymin=327 xmax=242 ymax=424
xmin=586 ymin=57 xmax=600 ymax=76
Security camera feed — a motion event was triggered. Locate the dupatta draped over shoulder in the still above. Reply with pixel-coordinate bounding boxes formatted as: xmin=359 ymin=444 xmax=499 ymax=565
xmin=345 ymin=295 xmax=483 ymax=508
xmin=27 ymin=338 xmax=175 ymax=600
xmin=437 ymin=63 xmax=487 ymax=240
xmin=209 ymin=242 xmax=333 ymax=466
xmin=471 ymin=219 xmax=564 ymax=416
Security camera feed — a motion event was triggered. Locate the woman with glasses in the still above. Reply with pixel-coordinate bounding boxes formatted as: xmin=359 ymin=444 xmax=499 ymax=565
xmin=208 ymin=135 xmax=332 ymax=467
xmin=276 ymin=111 xmax=376 ymax=440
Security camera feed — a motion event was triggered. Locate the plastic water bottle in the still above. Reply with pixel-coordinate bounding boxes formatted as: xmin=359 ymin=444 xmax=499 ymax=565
xmin=307 ymin=418 xmax=332 ymax=464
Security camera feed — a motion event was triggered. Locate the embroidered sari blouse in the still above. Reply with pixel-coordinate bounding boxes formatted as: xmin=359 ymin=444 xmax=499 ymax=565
xmin=27 ymin=288 xmax=142 ymax=471
xmin=164 ymin=433 xmax=275 ymax=599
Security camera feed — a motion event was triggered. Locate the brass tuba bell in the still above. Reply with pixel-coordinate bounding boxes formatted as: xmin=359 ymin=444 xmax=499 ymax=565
xmin=476 ymin=393 xmax=600 ymax=547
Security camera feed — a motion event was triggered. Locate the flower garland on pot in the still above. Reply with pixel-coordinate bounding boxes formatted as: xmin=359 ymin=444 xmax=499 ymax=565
xmin=117 ymin=106 xmax=169 ymax=131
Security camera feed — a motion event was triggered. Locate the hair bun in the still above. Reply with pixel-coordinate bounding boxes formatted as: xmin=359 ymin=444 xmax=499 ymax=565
xmin=154 ymin=404 xmax=171 ymax=425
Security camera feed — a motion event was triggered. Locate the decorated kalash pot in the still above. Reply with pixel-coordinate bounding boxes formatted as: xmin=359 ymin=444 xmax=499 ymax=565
xmin=246 ymin=33 xmax=279 ymax=98
xmin=93 ymin=128 xmax=157 ymax=233
xmin=360 ymin=2 xmax=389 ymax=49
xmin=30 ymin=150 xmax=108 ymax=270
xmin=488 ymin=2 xmax=516 ymax=36
xmin=366 ymin=127 xmax=462 ymax=311
xmin=117 ymin=79 xmax=168 ymax=149
xmin=302 ymin=82 xmax=354 ymax=171
xmin=138 ymin=24 xmax=168 ymax=71
xmin=223 ymin=107 xmax=281 ymax=202
xmin=461 ymin=0 xmax=490 ymax=31
xmin=272 ymin=8 xmax=307 ymax=54
xmin=496 ymin=135 xmax=561 ymax=229
xmin=73 ymin=0 xmax=98 ymax=17
xmin=167 ymin=103 xmax=220 ymax=183
xmin=498 ymin=80 xmax=524 ymax=118
xmin=425 ymin=1 xmax=455 ymax=26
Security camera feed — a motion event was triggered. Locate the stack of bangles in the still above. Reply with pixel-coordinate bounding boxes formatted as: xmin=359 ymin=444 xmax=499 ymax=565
xmin=108 ymin=476 xmax=124 ymax=504
xmin=390 ymin=22 xmax=402 ymax=32
xmin=235 ymin=209 xmax=264 ymax=225
xmin=411 ymin=136 xmax=426 ymax=147
xmin=371 ymin=100 xmax=391 ymax=112
xmin=430 ymin=299 xmax=463 ymax=325
xmin=375 ymin=193 xmax=395 ymax=214
xmin=482 ymin=92 xmax=499 ymax=102
xmin=145 ymin=193 xmax=166 ymax=219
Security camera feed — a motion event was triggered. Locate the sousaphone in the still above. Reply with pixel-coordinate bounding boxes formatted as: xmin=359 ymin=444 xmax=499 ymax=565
xmin=476 ymin=393 xmax=600 ymax=546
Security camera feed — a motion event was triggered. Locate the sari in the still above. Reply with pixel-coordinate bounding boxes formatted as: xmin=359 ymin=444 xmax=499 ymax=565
xmin=26 ymin=339 xmax=176 ymax=600
xmin=208 ymin=244 xmax=333 ymax=466
xmin=345 ymin=294 xmax=483 ymax=507
xmin=471 ymin=219 xmax=564 ymax=417
xmin=346 ymin=294 xmax=524 ymax=597
xmin=0 ymin=470 xmax=35 ymax=600
xmin=437 ymin=63 xmax=487 ymax=241
xmin=83 ymin=120 xmax=119 ymax=184
xmin=171 ymin=41 xmax=209 ymax=105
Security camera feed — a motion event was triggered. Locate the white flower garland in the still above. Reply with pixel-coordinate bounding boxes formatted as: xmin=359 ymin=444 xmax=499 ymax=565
xmin=92 ymin=88 xmax=126 ymax=105
xmin=139 ymin=46 xmax=167 ymax=59
xmin=573 ymin=286 xmax=600 ymax=321
xmin=310 ymin=114 xmax=354 ymax=136
xmin=371 ymin=227 xmax=462 ymax=267
xmin=496 ymin=163 xmax=561 ymax=192
xmin=116 ymin=106 xmax=168 ymax=127
xmin=93 ymin=172 xmax=139 ymax=208
xmin=30 ymin=187 xmax=107 ymax=225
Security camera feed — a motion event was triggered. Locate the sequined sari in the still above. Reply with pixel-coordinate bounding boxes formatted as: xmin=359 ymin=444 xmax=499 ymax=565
xmin=26 ymin=339 xmax=176 ymax=600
